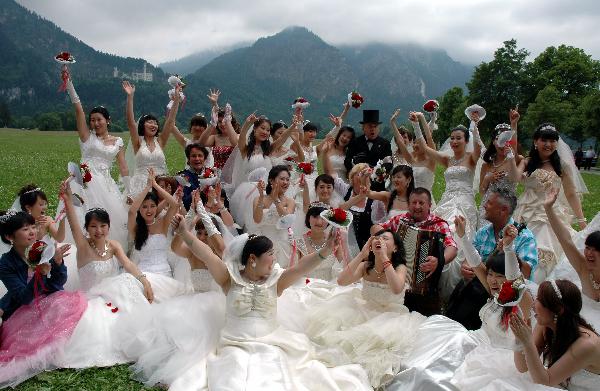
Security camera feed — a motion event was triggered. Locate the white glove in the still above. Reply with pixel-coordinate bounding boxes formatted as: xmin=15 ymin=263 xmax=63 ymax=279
xmin=196 ymin=199 xmax=220 ymax=237
xmin=411 ymin=120 xmax=424 ymax=140
xmin=504 ymin=241 xmax=521 ymax=281
xmin=458 ymin=234 xmax=482 ymax=268
xmin=66 ymin=79 xmax=80 ymax=104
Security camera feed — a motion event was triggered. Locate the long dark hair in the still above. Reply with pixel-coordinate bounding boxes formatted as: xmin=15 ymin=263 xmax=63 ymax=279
xmin=538 ymin=280 xmax=597 ymax=370
xmin=387 ymin=165 xmax=414 ymax=213
xmin=0 ymin=211 xmax=35 ymax=244
xmin=525 ymin=123 xmax=562 ymax=177
xmin=247 ymin=118 xmax=272 ymax=159
xmin=18 ymin=184 xmax=47 ymax=212
xmin=134 ymin=191 xmax=159 ymax=251
xmin=334 ymin=126 xmax=355 ymax=151
xmin=137 ymin=114 xmax=160 ymax=136
xmin=217 ymin=108 xmax=239 ymax=134
xmin=365 ymin=229 xmax=406 ymax=273
xmin=241 ymin=235 xmax=273 ymax=266
xmin=265 ymin=165 xmax=290 ymax=195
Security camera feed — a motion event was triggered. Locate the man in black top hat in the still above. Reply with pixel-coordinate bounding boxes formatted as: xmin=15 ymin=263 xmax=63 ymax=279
xmin=344 ymin=109 xmax=392 ymax=170
xmin=344 ymin=110 xmax=392 ymax=190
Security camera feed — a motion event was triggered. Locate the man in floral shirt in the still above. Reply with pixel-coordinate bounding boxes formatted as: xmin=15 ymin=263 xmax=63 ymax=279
xmin=179 ymin=143 xmax=209 ymax=210
xmin=372 ymin=187 xmax=457 ymax=315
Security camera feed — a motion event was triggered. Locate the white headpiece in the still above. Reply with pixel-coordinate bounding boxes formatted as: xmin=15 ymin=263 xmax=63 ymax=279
xmin=549 ymin=280 xmax=562 ymax=301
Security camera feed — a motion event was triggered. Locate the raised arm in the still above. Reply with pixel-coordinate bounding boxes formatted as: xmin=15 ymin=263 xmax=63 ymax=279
xmin=390 ymin=109 xmax=415 ymax=165
xmin=66 ymin=78 xmax=90 ymax=142
xmin=411 ymin=112 xmax=449 ymax=167
xmin=455 ymin=215 xmax=489 ymax=293
xmin=543 ymin=187 xmax=586 ymax=273
xmin=419 ymin=111 xmax=436 ymax=150
xmin=128 ymin=176 xmax=153 ymax=237
xmin=122 ymin=81 xmax=140 ymax=152
xmin=172 ymin=214 xmax=230 ymax=290
xmin=238 ymin=112 xmax=258 ymax=158
xmin=159 ymin=84 xmax=181 ymax=148
xmin=59 ymin=179 xmax=88 ymax=250
xmin=337 ymin=237 xmax=373 ymax=285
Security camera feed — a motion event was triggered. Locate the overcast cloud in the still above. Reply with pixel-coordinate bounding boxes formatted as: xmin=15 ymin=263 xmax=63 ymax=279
xmin=16 ymin=0 xmax=600 ymax=65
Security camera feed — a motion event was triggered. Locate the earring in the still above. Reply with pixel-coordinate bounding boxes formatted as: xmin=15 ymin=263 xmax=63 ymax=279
xmin=251 ymin=261 xmax=257 ymax=268
xmin=553 ymin=314 xmax=558 ymax=324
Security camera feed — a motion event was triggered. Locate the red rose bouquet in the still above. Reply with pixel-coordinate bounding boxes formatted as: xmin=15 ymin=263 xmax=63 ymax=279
xmin=291 ymin=97 xmax=310 ymax=117
xmin=348 ymin=91 xmax=364 ymax=109
xmin=24 ymin=239 xmax=54 ymax=267
xmin=495 ymin=277 xmax=526 ymax=329
xmin=80 ymin=163 xmax=92 ymax=188
xmin=295 ymin=162 xmax=314 ymax=175
xmin=197 ymin=167 xmax=219 ymax=189
xmin=55 ymin=51 xmax=76 ymax=92
xmin=320 ymin=207 xmax=353 ymax=229
xmin=422 ymin=99 xmax=439 ymax=113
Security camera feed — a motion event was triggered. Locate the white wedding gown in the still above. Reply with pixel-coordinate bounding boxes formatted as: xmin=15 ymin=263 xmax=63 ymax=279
xmin=296 ymin=279 xmax=425 ymax=388
xmin=65 ymin=133 xmax=129 ymax=249
xmin=55 ymin=254 xmax=187 ymax=368
xmin=129 ymin=137 xmax=168 ymax=197
xmin=434 ymin=165 xmax=478 ymax=300
xmin=123 ymin=268 xmax=226 ymax=388
xmin=329 ymin=153 xmax=347 ymax=182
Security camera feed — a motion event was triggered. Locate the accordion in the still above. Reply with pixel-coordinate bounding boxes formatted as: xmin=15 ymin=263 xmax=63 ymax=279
xmin=394 ymin=220 xmax=445 ymax=296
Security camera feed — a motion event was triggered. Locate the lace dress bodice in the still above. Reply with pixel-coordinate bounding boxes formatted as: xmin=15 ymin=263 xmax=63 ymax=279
xmin=443 ymin=165 xmax=474 ymax=196
xmin=329 ymin=153 xmax=347 ymax=181
xmin=296 ymin=236 xmax=338 ymax=281
xmin=361 ymin=280 xmax=407 ymax=312
xmin=131 ymin=234 xmax=172 ymax=277
xmin=412 ymin=165 xmax=435 ymax=192
xmin=269 ymin=149 xmax=296 ymax=167
xmin=515 ymin=169 xmax=562 ymax=224
xmin=78 ymin=256 xmax=120 ymax=292
xmin=191 ymin=268 xmax=213 ymax=293
xmin=134 ymin=138 xmax=167 ymax=176
xmin=80 ymin=134 xmax=124 ymax=178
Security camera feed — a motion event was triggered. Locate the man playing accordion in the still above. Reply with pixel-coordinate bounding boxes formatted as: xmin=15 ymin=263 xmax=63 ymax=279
xmin=372 ymin=187 xmax=457 ymax=315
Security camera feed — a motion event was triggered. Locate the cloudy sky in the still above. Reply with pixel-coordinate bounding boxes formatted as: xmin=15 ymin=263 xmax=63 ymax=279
xmin=16 ymin=0 xmax=600 ymax=65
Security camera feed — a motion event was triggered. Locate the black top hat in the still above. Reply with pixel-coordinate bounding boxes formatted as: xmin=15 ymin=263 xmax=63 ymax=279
xmin=359 ymin=110 xmax=382 ymax=124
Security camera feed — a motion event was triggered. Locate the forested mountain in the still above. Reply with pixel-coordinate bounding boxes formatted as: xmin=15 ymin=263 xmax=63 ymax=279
xmin=0 ymin=2 xmax=471 ymax=133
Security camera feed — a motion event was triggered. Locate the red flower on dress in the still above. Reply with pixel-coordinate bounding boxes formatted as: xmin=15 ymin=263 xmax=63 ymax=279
xmin=106 ymin=302 xmax=112 ymax=307
xmin=305 ymin=278 xmax=310 ymax=284
xmin=497 ymin=281 xmax=518 ymax=304
xmin=111 ymin=307 xmax=119 ymax=313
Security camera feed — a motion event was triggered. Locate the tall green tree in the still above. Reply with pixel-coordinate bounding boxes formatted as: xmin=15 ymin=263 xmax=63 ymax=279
xmin=0 ymin=100 xmax=11 ymax=127
xmin=467 ymin=39 xmax=529 ymax=136
xmin=36 ymin=112 xmax=63 ymax=131
xmin=577 ymin=89 xmax=600 ymax=140
xmin=522 ymin=86 xmax=574 ymax=137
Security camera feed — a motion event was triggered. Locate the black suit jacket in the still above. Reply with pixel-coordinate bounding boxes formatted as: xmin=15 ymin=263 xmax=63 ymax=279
xmin=344 ymin=135 xmax=392 ymax=172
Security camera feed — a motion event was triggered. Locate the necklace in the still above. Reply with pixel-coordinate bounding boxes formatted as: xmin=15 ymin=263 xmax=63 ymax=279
xmin=395 ymin=194 xmax=408 ymax=203
xmin=372 ymin=267 xmax=385 ymax=279
xmin=89 ymin=240 xmax=109 ymax=258
xmin=146 ymin=217 xmax=157 ymax=226
xmin=492 ymin=155 xmax=508 ymax=169
xmin=590 ymin=273 xmax=600 ymax=290
xmin=540 ymin=159 xmax=551 ymax=164
xmin=450 ymin=155 xmax=465 ymax=166
xmin=307 ymin=234 xmax=327 ymax=252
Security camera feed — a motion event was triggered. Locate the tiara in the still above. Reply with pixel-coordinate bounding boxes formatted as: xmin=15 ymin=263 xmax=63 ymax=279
xmin=549 ymin=280 xmax=562 ymax=300
xmin=309 ymin=201 xmax=329 ymax=209
xmin=87 ymin=207 xmax=107 ymax=214
xmin=540 ymin=124 xmax=558 ymax=133
xmin=0 ymin=210 xmax=19 ymax=223
xmin=22 ymin=187 xmax=41 ymax=195
xmin=494 ymin=123 xmax=511 ymax=131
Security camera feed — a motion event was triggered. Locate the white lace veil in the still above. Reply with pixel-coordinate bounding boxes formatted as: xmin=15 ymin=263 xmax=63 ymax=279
xmin=222 ymin=233 xmax=250 ymax=270
xmin=557 ymin=137 xmax=588 ymax=194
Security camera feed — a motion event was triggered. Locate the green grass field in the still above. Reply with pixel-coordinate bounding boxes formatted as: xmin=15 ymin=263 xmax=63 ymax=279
xmin=1 ymin=128 xmax=599 ymax=389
